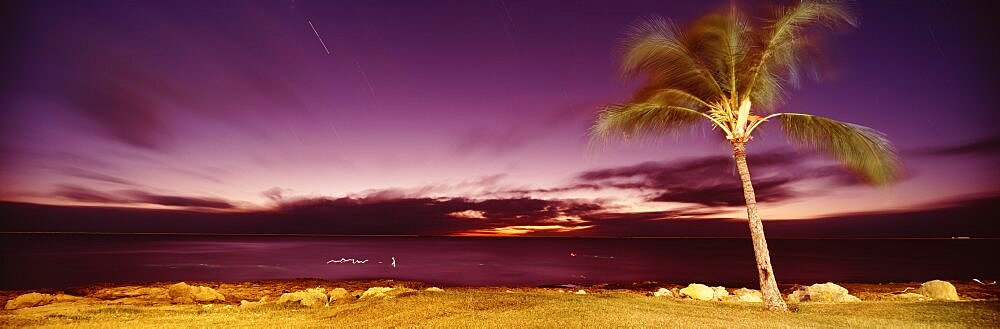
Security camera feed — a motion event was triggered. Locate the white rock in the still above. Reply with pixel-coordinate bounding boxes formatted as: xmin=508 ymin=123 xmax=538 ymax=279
xmin=360 ymin=287 xmax=395 ymax=299
xmin=733 ymin=288 xmax=763 ymax=302
xmin=711 ymin=286 xmax=729 ymax=300
xmin=915 ymin=280 xmax=959 ymax=301
xmin=277 ymin=288 xmax=329 ymax=307
xmin=679 ymin=284 xmax=715 ymax=301
xmin=653 ymin=288 xmax=673 ymax=298
xmin=4 ymin=293 xmax=55 ymax=310
xmin=787 ymin=282 xmax=860 ymax=303
xmin=167 ymin=282 xmax=225 ymax=304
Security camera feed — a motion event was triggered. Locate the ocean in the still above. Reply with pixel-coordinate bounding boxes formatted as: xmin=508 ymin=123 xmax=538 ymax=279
xmin=1 ymin=234 xmax=997 ymax=290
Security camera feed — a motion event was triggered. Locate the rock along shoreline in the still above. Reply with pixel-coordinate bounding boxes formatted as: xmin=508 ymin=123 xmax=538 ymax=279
xmin=3 ymin=278 xmax=997 ymax=311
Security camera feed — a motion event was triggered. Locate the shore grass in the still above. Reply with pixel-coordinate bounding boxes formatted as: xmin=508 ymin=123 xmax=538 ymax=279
xmin=3 ymin=289 xmax=998 ymax=328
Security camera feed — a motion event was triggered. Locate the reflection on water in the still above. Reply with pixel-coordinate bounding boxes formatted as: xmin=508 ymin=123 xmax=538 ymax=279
xmin=1 ymin=234 xmax=997 ymax=289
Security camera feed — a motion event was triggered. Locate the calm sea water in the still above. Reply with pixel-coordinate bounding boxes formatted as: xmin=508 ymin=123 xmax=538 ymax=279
xmin=1 ymin=234 xmax=997 ymax=290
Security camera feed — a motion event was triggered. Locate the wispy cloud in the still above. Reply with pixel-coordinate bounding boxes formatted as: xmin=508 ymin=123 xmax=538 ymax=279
xmin=451 ymin=101 xmax=599 ymax=155
xmin=909 ymin=134 xmax=1000 ymax=157
xmin=62 ymin=60 xmax=176 ymax=151
xmin=54 ymin=185 xmax=234 ymax=210
xmin=123 ymin=190 xmax=234 ymax=209
xmin=61 ymin=167 xmax=141 ymax=186
xmin=556 ymin=149 xmax=869 ymax=207
xmin=53 ymin=185 xmax=122 ymax=204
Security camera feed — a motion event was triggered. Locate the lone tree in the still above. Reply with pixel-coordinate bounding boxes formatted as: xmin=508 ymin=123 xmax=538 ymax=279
xmin=591 ymin=0 xmax=899 ymax=311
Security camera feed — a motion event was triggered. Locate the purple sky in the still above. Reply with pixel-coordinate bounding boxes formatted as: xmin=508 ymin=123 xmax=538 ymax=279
xmin=1 ymin=0 xmax=997 ymax=236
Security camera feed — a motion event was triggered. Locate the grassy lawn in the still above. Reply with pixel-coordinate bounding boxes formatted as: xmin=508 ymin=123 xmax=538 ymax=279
xmin=2 ymin=290 xmax=998 ymax=328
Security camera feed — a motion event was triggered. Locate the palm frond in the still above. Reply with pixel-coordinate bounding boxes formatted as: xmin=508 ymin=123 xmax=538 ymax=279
xmin=620 ymin=17 xmax=724 ymax=103
xmin=589 ymin=103 xmax=711 ymax=147
xmin=749 ymin=69 xmax=785 ymax=110
xmin=742 ymin=0 xmax=857 ymax=111
xmin=779 ymin=113 xmax=900 ymax=185
xmin=685 ymin=8 xmax=752 ymax=101
xmin=629 ymin=87 xmax=713 ymax=109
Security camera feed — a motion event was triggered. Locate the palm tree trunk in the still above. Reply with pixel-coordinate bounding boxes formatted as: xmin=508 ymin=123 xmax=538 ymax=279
xmin=732 ymin=142 xmax=788 ymax=311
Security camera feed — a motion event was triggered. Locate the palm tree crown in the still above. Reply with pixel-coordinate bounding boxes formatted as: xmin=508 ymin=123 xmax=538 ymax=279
xmin=591 ymin=0 xmax=899 ymax=185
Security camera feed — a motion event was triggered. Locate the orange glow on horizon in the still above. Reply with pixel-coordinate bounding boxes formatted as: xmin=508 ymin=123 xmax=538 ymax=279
xmin=453 ymin=224 xmax=595 ymax=237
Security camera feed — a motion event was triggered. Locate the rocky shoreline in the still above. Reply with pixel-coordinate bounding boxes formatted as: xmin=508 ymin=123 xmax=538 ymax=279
xmin=3 ymin=278 xmax=997 ymax=311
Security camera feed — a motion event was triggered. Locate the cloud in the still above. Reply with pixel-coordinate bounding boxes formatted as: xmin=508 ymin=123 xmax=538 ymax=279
xmin=557 ymin=148 xmax=890 ymax=208
xmin=451 ymin=101 xmax=599 ymax=155
xmin=123 ymin=190 xmax=234 ymax=209
xmin=17 ymin=6 xmax=335 ymax=155
xmin=278 ymin=195 xmax=598 ymax=223
xmin=577 ymin=149 xmax=805 ymax=184
xmin=53 ymin=185 xmax=122 ymax=203
xmin=910 ymin=134 xmax=1000 ymax=157
xmin=348 ymin=174 xmax=512 ymax=200
xmin=453 ymin=127 xmax=540 ymax=155
xmin=37 ymin=147 xmax=886 ymax=227
xmin=306 ymin=149 xmax=875 ymax=215
xmin=0 ymin=191 xmax=687 ymax=236
xmin=456 ymin=224 xmax=594 ymax=236
xmin=261 ymin=187 xmax=291 ymax=202
xmin=570 ymin=149 xmax=834 ymax=206
xmin=9 ymin=191 xmax=998 ymax=237
xmin=649 ymin=177 xmax=795 ymax=207
xmin=449 ymin=209 xmax=487 ymax=219
xmin=241 ymin=194 xmax=608 ymax=236
xmin=62 ymin=60 xmax=176 ymax=151
xmin=53 ymin=185 xmax=234 ymax=210
xmin=23 ymin=147 xmax=917 ymax=235
xmin=61 ymin=167 xmax=140 ymax=186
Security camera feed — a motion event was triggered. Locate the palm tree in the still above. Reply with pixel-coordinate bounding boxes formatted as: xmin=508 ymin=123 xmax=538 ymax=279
xmin=590 ymin=0 xmax=899 ymax=311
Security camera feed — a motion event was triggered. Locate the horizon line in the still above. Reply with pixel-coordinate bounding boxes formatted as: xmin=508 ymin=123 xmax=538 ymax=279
xmin=0 ymin=231 xmax=994 ymax=240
